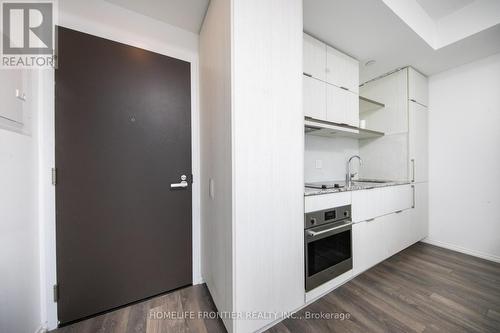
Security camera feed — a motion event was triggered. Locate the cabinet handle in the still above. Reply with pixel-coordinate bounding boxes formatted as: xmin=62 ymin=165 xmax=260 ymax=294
xmin=366 ymin=218 xmax=375 ymax=222
xmin=395 ymin=210 xmax=403 ymax=214
xmin=303 ymin=72 xmax=312 ymax=77
xmin=411 ymin=159 xmax=415 ymax=183
xmin=411 ymin=185 xmax=415 ymax=209
xmin=340 ymin=86 xmax=349 ymax=91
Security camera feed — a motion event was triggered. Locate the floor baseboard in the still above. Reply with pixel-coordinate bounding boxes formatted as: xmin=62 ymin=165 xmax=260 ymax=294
xmin=422 ymin=238 xmax=500 ymax=263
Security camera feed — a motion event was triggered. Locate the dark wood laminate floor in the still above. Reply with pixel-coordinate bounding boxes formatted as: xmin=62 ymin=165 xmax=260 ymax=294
xmin=50 ymin=284 xmax=227 ymax=333
xmin=269 ymin=242 xmax=500 ymax=333
xmin=52 ymin=242 xmax=500 ymax=333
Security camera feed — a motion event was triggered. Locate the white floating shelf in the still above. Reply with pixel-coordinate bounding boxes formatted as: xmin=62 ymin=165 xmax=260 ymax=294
xmin=360 ymin=96 xmax=385 ymax=113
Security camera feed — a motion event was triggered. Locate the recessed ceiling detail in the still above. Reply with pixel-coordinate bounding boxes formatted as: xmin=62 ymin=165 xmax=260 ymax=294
xmin=382 ymin=0 xmax=500 ymax=49
xmin=304 ymin=0 xmax=500 ymax=82
xmin=416 ymin=0 xmax=474 ymax=20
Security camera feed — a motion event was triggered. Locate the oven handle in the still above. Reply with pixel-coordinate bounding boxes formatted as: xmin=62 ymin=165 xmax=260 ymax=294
xmin=306 ymin=221 xmax=353 ymax=238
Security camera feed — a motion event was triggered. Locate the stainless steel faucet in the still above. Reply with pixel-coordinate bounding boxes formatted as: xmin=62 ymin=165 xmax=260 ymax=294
xmin=346 ymin=155 xmax=363 ymax=188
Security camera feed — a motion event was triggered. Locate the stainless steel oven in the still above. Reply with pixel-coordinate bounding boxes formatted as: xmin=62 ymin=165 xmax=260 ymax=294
xmin=305 ymin=205 xmax=352 ymax=291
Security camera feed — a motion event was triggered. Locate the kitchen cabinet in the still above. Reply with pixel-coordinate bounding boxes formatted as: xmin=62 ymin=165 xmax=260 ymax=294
xmin=303 ymin=33 xmax=359 ymax=126
xmin=303 ymin=75 xmax=326 ymax=119
xmin=409 ymin=100 xmax=428 ymax=183
xmin=303 ymin=33 xmax=326 ymax=81
xmin=353 ymin=208 xmax=415 ymax=275
xmin=351 ymin=184 xmax=413 ymax=223
xmin=326 ymin=45 xmax=359 ymax=94
xmin=326 ymin=84 xmax=359 ymax=126
xmin=408 ymin=67 xmax=428 ymax=107
xmin=410 ymin=183 xmax=428 ymax=243
xmin=387 ymin=209 xmax=413 ymax=256
xmin=353 ymin=218 xmax=387 ymax=274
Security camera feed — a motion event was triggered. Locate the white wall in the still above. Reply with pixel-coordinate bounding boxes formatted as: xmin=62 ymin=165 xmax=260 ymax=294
xmin=199 ymin=0 xmax=234 ymax=331
xmin=304 ymin=135 xmax=359 ymax=182
xmin=39 ymin=0 xmax=202 ymax=329
xmin=427 ymin=53 xmax=500 ymax=262
xmin=0 ymin=70 xmax=41 ymax=333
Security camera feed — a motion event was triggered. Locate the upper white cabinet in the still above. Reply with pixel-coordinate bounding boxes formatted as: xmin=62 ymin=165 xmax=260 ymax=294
xmin=409 ymin=101 xmax=429 ymax=183
xmin=326 ymin=84 xmax=358 ymax=126
xmin=408 ymin=67 xmax=428 ymax=107
xmin=303 ymin=33 xmax=326 ymax=81
xmin=304 ymin=75 xmax=326 ymax=119
xmin=303 ymin=33 xmax=359 ymax=127
xmin=326 ymin=46 xmax=359 ymax=94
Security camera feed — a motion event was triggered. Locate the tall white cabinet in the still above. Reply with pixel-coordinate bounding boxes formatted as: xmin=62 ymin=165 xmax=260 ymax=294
xmin=200 ymin=1 xmax=303 ymax=333
xmin=359 ymin=66 xmax=429 ymax=247
xmin=303 ymin=33 xmax=359 ymax=127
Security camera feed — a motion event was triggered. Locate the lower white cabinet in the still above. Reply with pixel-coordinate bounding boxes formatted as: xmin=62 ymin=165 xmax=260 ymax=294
xmin=353 ymin=217 xmax=388 ymax=275
xmin=352 ymin=184 xmax=413 ymax=222
xmin=353 ymin=210 xmax=412 ymax=275
xmin=410 ymin=183 xmax=428 ymax=243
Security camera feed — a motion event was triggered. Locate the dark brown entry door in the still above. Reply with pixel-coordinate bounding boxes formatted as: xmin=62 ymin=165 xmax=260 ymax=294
xmin=55 ymin=27 xmax=192 ymax=325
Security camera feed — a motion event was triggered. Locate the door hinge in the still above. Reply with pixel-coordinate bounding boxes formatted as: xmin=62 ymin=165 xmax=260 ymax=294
xmin=53 ymin=284 xmax=59 ymax=302
xmin=51 ymin=168 xmax=57 ymax=186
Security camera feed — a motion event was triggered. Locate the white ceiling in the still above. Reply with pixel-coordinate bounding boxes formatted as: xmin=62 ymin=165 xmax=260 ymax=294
xmin=304 ymin=0 xmax=500 ymax=82
xmin=104 ymin=0 xmax=209 ymax=33
xmin=416 ymin=0 xmax=474 ymax=20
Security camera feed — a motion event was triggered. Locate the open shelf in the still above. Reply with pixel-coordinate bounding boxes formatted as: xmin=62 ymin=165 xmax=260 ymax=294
xmin=304 ymin=117 xmax=384 ymax=140
xmin=360 ymin=96 xmax=385 ymax=113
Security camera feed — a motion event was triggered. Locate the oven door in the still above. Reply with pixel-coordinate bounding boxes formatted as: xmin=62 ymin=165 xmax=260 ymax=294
xmin=305 ymin=220 xmax=353 ymax=291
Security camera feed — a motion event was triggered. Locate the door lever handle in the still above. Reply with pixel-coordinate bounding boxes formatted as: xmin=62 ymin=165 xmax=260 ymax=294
xmin=171 ymin=181 xmax=188 ymax=189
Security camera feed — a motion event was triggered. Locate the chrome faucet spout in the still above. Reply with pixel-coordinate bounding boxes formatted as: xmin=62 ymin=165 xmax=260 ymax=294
xmin=346 ymin=155 xmax=363 ymax=188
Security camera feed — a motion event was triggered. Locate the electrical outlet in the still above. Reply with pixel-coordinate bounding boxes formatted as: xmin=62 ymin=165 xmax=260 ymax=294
xmin=315 ymin=160 xmax=323 ymax=169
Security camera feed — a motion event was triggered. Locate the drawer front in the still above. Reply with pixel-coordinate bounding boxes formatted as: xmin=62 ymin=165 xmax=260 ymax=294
xmin=305 ymin=192 xmax=351 ymax=213
xmin=352 ymin=185 xmax=413 ymax=222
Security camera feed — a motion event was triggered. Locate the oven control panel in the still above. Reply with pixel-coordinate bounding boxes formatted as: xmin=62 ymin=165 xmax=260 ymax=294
xmin=304 ymin=205 xmax=351 ymax=229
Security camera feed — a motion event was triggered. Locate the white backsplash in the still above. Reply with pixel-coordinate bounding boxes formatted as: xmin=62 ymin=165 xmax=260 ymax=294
xmin=304 ymin=134 xmax=359 ymax=183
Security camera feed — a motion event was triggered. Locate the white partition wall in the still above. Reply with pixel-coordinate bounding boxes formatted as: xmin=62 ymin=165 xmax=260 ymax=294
xmin=200 ymin=0 xmax=304 ymax=332
xmin=231 ymin=0 xmax=304 ymax=332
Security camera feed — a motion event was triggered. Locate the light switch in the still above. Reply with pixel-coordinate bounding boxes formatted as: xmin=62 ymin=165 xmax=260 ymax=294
xmin=209 ymin=178 xmax=215 ymax=200
xmin=315 ymin=160 xmax=323 ymax=169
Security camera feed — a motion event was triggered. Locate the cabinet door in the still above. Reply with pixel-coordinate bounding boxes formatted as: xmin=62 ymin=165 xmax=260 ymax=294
xmin=353 ymin=221 xmax=379 ymax=275
xmin=303 ymin=33 xmax=326 ymax=81
xmin=353 ymin=216 xmax=391 ymax=275
xmin=408 ymin=67 xmax=428 ymax=107
xmin=409 ymin=101 xmax=428 ymax=183
xmin=410 ymin=183 xmax=428 ymax=243
xmin=386 ymin=210 xmax=413 ymax=257
xmin=345 ymin=90 xmax=359 ymax=127
xmin=304 ymin=75 xmax=326 ymax=119
xmin=352 ymin=185 xmax=413 ymax=223
xmin=326 ymin=84 xmax=358 ymax=126
xmin=326 ymin=46 xmax=359 ymax=93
